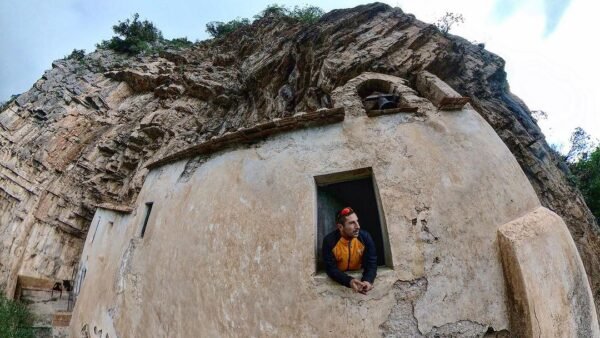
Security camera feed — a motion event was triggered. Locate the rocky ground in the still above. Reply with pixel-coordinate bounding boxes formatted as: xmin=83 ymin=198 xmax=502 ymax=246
xmin=1 ymin=2 xmax=598 ymax=316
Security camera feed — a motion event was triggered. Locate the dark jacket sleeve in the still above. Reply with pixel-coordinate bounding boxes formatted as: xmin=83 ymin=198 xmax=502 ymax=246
xmin=360 ymin=231 xmax=377 ymax=284
xmin=322 ymin=233 xmax=353 ymax=288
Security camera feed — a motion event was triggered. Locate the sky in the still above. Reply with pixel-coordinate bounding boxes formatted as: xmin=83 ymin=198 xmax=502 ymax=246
xmin=0 ymin=0 xmax=598 ymax=151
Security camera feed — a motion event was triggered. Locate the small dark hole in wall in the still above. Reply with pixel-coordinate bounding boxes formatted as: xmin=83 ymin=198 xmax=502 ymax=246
xmin=91 ymin=217 xmax=101 ymax=244
xmin=315 ymin=168 xmax=390 ymax=271
xmin=140 ymin=202 xmax=153 ymax=238
xmin=356 ymin=79 xmax=393 ymax=99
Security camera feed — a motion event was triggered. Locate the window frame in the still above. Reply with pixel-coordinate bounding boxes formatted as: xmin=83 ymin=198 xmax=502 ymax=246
xmin=313 ymin=167 xmax=393 ymax=274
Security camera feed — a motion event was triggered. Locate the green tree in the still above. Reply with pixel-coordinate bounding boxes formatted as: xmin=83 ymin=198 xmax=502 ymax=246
xmin=0 ymin=294 xmax=35 ymax=338
xmin=566 ymin=127 xmax=595 ymax=162
xmin=97 ymin=13 xmax=163 ymax=54
xmin=570 ymin=146 xmax=600 ymax=222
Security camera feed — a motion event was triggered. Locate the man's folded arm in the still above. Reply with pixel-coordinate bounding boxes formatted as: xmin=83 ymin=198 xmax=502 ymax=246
xmin=361 ymin=232 xmax=377 ymax=284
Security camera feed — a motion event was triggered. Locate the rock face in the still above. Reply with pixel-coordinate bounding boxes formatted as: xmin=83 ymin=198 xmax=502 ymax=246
xmin=0 ymin=1 xmax=598 ymax=319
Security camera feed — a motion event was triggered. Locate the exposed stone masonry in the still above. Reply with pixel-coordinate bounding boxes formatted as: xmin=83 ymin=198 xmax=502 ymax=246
xmin=146 ymin=107 xmax=345 ymax=169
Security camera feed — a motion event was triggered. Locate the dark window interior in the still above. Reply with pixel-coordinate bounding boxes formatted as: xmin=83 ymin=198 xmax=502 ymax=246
xmin=140 ymin=202 xmax=153 ymax=238
xmin=315 ymin=169 xmax=388 ymax=271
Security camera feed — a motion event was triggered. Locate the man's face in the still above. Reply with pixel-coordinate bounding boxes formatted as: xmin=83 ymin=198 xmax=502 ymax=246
xmin=338 ymin=213 xmax=360 ymax=239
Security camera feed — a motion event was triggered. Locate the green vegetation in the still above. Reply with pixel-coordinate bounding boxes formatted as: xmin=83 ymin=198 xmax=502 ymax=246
xmin=96 ymin=5 xmax=324 ymax=52
xmin=164 ymin=37 xmax=193 ymax=49
xmin=97 ymin=13 xmax=163 ymax=54
xmin=97 ymin=13 xmax=193 ymax=55
xmin=0 ymin=294 xmax=35 ymax=338
xmin=288 ymin=5 xmax=325 ymax=24
xmin=206 ymin=4 xmax=324 ymax=38
xmin=570 ymin=146 xmax=600 ymax=221
xmin=65 ymin=49 xmax=86 ymax=61
xmin=564 ymin=127 xmax=600 ymax=222
xmin=206 ymin=18 xmax=251 ymax=39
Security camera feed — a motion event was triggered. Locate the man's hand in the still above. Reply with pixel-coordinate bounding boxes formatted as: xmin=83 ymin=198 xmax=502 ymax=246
xmin=361 ymin=281 xmax=373 ymax=294
xmin=350 ymin=279 xmax=374 ymax=294
xmin=350 ymin=279 xmax=365 ymax=293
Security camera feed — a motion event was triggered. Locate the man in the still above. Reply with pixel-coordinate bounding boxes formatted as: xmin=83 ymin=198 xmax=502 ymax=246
xmin=322 ymin=207 xmax=377 ymax=294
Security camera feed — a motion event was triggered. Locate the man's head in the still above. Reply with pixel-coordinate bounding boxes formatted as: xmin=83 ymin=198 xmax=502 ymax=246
xmin=336 ymin=207 xmax=360 ymax=239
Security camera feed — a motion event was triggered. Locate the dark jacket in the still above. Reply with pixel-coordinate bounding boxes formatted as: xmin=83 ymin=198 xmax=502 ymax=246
xmin=322 ymin=229 xmax=377 ymax=287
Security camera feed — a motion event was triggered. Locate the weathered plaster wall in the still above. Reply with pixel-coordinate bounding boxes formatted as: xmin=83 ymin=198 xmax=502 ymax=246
xmin=73 ymin=208 xmax=132 ymax=338
xmin=71 ymin=74 xmax=543 ymax=336
xmin=498 ymin=207 xmax=600 ymax=336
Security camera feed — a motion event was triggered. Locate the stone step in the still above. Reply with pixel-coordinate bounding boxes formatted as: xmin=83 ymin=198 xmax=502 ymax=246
xmin=52 ymin=312 xmax=72 ymax=327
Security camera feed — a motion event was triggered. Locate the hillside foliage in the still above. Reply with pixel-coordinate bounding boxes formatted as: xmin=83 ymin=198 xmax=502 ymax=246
xmin=564 ymin=127 xmax=600 ymax=222
xmin=0 ymin=294 xmax=35 ymax=338
xmin=569 ymin=146 xmax=600 ymax=222
xmin=97 ymin=13 xmax=192 ymax=54
xmin=206 ymin=4 xmax=324 ymax=38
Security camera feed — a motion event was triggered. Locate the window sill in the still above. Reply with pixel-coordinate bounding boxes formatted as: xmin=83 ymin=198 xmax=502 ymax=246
xmin=311 ymin=267 xmax=398 ymax=300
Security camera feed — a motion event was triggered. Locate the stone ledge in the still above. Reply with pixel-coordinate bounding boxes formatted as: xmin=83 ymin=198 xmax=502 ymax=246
xmin=146 ymin=107 xmax=345 ymax=170
xmin=416 ymin=71 xmax=470 ymax=110
xmin=52 ymin=312 xmax=72 ymax=327
xmin=17 ymin=275 xmax=56 ymax=291
xmin=312 ymin=267 xmax=399 ymax=301
xmin=366 ymin=106 xmax=419 ymax=117
xmin=96 ymin=202 xmax=134 ymax=214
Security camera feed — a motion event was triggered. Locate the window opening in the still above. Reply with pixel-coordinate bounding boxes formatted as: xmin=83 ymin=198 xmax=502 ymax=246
xmin=91 ymin=217 xmax=101 ymax=244
xmin=140 ymin=202 xmax=153 ymax=238
xmin=75 ymin=267 xmax=86 ymax=295
xmin=357 ymin=78 xmax=400 ymax=111
xmin=315 ymin=168 xmax=391 ymax=271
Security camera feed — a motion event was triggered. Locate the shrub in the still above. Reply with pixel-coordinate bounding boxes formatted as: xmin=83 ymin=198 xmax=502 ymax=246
xmin=206 ymin=18 xmax=251 ymax=38
xmin=165 ymin=37 xmax=193 ymax=49
xmin=0 ymin=294 xmax=35 ymax=338
xmin=206 ymin=4 xmax=324 ymax=39
xmin=434 ymin=12 xmax=464 ymax=35
xmin=255 ymin=4 xmax=288 ymax=19
xmin=65 ymin=49 xmax=86 ymax=61
xmin=97 ymin=13 xmax=163 ymax=54
xmin=254 ymin=4 xmax=324 ymax=23
xmin=290 ymin=5 xmax=324 ymax=24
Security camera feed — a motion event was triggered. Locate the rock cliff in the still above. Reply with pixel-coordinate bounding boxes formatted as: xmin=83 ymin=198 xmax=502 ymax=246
xmin=1 ymin=2 xmax=599 ymax=315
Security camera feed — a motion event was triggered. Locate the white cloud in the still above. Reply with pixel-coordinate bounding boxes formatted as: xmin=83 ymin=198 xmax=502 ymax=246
xmin=393 ymin=0 xmax=599 ymax=149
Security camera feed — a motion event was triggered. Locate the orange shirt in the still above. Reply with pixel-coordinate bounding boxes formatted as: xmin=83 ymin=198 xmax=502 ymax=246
xmin=332 ymin=237 xmax=365 ymax=271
